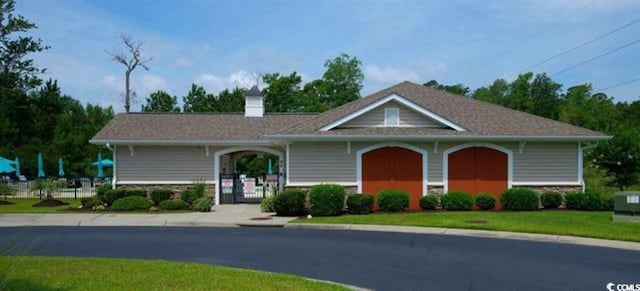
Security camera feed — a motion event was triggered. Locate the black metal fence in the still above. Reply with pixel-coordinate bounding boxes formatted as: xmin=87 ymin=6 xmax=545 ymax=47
xmin=219 ymin=174 xmax=278 ymax=204
xmin=5 ymin=177 xmax=99 ymax=199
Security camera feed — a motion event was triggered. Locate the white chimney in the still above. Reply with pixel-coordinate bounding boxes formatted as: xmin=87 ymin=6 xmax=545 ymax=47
xmin=245 ymin=85 xmax=264 ymax=117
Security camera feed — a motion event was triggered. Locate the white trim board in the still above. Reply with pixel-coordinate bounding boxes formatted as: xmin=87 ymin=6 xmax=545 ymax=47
xmin=320 ymin=94 xmax=466 ymax=132
xmin=285 ymin=182 xmax=358 ymax=187
xmin=512 ymin=182 xmax=582 ymax=186
xmin=442 ymin=142 xmax=513 ymax=193
xmin=214 ymin=146 xmax=285 ymax=206
xmin=356 ymin=142 xmax=429 ymax=196
xmin=117 ymin=181 xmax=215 ymax=185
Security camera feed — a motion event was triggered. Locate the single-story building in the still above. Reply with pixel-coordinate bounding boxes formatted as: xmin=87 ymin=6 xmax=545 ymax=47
xmin=90 ymin=81 xmax=609 ymax=210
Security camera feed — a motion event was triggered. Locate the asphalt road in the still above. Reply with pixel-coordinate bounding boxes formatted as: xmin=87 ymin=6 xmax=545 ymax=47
xmin=0 ymin=226 xmax=638 ymax=290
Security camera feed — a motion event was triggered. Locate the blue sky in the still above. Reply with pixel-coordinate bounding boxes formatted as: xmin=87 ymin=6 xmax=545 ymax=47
xmin=18 ymin=0 xmax=640 ymax=111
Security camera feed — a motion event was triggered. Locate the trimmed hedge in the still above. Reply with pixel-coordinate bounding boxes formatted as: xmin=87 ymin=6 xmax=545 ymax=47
xmin=475 ymin=193 xmax=496 ymax=210
xmin=419 ymin=195 xmax=440 ymax=210
xmin=540 ymin=192 xmax=563 ymax=209
xmin=309 ymin=184 xmax=346 ymax=216
xmin=80 ymin=197 xmax=103 ymax=208
xmin=181 ymin=189 xmax=204 ymax=205
xmin=441 ymin=191 xmax=474 ymax=211
xmin=273 ymin=189 xmax=307 ymax=216
xmin=124 ymin=188 xmax=147 ymax=198
xmin=150 ymin=188 xmax=173 ymax=205
xmin=159 ymin=199 xmax=190 ymax=210
xmin=96 ymin=183 xmax=111 ymax=201
xmin=103 ymin=189 xmax=126 ymax=206
xmin=111 ymin=196 xmax=152 ymax=211
xmin=260 ymin=196 xmax=276 ymax=212
xmin=501 ymin=188 xmax=539 ymax=211
xmin=346 ymin=194 xmax=375 ymax=214
xmin=193 ymin=197 xmax=212 ymax=212
xmin=565 ymin=190 xmax=607 ymax=211
xmin=377 ymin=190 xmax=409 ymax=212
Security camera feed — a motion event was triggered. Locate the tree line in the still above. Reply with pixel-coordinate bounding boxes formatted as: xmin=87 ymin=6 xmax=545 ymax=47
xmin=0 ymin=0 xmax=637 ymax=189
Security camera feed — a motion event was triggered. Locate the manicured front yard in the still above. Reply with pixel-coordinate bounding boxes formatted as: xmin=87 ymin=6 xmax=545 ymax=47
xmin=295 ymin=210 xmax=640 ymax=242
xmin=0 ymin=256 xmax=346 ymax=291
xmin=0 ymin=199 xmax=81 ymax=213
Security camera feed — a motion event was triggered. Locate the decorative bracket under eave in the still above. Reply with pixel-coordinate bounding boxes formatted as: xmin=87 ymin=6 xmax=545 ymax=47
xmin=518 ymin=141 xmax=526 ymax=154
xmin=205 ymin=145 xmax=210 ymax=157
xmin=128 ymin=145 xmax=135 ymax=156
xmin=433 ymin=141 xmax=439 ymax=154
xmin=347 ymin=141 xmax=351 ymax=154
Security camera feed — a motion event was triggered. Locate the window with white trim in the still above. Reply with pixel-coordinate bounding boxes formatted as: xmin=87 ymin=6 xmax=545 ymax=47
xmin=384 ymin=107 xmax=399 ymax=127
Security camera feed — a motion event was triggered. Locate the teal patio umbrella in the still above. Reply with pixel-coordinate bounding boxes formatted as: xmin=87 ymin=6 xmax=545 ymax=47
xmin=58 ymin=158 xmax=65 ymax=177
xmin=96 ymin=152 xmax=104 ymax=178
xmin=37 ymin=153 xmax=45 ymax=178
xmin=14 ymin=157 xmax=20 ymax=176
xmin=91 ymin=159 xmax=113 ymax=167
xmin=0 ymin=159 xmax=15 ymax=174
xmin=267 ymin=159 xmax=273 ymax=175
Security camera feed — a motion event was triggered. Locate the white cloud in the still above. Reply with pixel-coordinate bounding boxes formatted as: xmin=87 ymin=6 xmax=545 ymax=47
xmin=364 ymin=65 xmax=420 ymax=84
xmin=194 ymin=70 xmax=256 ymax=93
xmin=139 ymin=74 xmax=168 ymax=95
xmin=101 ymin=75 xmax=121 ymax=94
xmin=176 ymin=57 xmax=192 ymax=68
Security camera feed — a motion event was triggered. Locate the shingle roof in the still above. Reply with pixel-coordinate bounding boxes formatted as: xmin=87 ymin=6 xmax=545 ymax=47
xmin=271 ymin=81 xmax=604 ymax=137
xmin=91 ymin=81 xmax=606 ymax=144
xmin=90 ymin=113 xmax=315 ymax=143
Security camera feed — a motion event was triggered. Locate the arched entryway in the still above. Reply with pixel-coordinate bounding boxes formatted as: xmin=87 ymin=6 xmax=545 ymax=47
xmin=444 ymin=143 xmax=512 ymax=207
xmin=214 ymin=147 xmax=284 ymax=205
xmin=357 ymin=143 xmax=427 ymax=210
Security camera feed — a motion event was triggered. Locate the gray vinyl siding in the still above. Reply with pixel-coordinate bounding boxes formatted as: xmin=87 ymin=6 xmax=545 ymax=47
xmin=287 ymin=142 xmax=580 ymax=185
xmin=116 ymin=145 xmax=215 ymax=182
xmin=339 ymin=101 xmax=443 ymax=128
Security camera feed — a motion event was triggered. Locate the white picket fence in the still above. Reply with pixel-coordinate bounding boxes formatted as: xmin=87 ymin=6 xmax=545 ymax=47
xmin=6 ymin=178 xmax=97 ymax=199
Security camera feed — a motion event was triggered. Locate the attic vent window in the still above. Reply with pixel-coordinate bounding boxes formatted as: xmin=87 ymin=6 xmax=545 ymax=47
xmin=384 ymin=108 xmax=399 ymax=127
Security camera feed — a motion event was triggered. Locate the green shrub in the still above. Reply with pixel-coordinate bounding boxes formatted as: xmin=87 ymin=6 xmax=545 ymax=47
xmin=346 ymin=194 xmax=375 ymax=214
xmin=273 ymin=189 xmax=307 ymax=216
xmin=124 ymin=188 xmax=147 ymax=198
xmin=150 ymin=188 xmax=173 ymax=205
xmin=81 ymin=197 xmax=103 ymax=208
xmin=419 ymin=195 xmax=440 ymax=210
xmin=377 ymin=190 xmax=409 ymax=212
xmin=475 ymin=193 xmax=496 ymax=210
xmin=96 ymin=183 xmax=111 ymax=200
xmin=181 ymin=188 xmax=204 ymax=205
xmin=159 ymin=199 xmax=190 ymax=210
xmin=260 ymin=196 xmax=276 ymax=212
xmin=501 ymin=188 xmax=539 ymax=211
xmin=192 ymin=180 xmax=206 ymax=197
xmin=602 ymin=195 xmax=614 ymax=211
xmin=111 ymin=196 xmax=152 ymax=211
xmin=192 ymin=197 xmax=212 ymax=212
xmin=565 ymin=190 xmax=606 ymax=210
xmin=540 ymin=192 xmax=563 ymax=209
xmin=103 ymin=188 xmax=126 ymax=206
xmin=308 ymin=184 xmax=346 ymax=216
xmin=441 ymin=191 xmax=474 ymax=211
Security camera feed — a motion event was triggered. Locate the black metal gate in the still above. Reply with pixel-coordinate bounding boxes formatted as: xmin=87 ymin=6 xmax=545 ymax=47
xmin=219 ymin=174 xmax=278 ymax=204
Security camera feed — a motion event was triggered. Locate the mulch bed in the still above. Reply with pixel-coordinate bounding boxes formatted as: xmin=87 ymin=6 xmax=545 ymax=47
xmin=0 ymin=200 xmax=15 ymax=205
xmin=32 ymin=199 xmax=69 ymax=207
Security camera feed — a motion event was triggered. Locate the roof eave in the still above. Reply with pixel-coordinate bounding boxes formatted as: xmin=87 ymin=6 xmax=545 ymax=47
xmin=89 ymin=139 xmax=276 ymax=146
xmin=265 ymin=134 xmax=612 ymax=142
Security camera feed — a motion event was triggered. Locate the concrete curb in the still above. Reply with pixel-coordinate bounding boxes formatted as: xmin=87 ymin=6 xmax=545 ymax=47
xmin=286 ymin=223 xmax=640 ymax=252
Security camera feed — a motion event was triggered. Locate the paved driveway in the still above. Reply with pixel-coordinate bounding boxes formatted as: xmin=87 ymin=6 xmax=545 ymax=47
xmin=1 ymin=226 xmax=638 ymax=290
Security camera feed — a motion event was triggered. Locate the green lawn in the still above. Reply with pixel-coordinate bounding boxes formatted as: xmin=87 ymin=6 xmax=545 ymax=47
xmin=0 ymin=199 xmax=81 ymax=213
xmin=0 ymin=256 xmax=346 ymax=291
xmin=294 ymin=210 xmax=640 ymax=242
xmin=0 ymin=199 xmax=192 ymax=214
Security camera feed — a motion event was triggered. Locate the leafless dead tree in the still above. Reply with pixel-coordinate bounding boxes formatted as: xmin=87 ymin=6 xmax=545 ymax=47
xmin=107 ymin=34 xmax=152 ymax=113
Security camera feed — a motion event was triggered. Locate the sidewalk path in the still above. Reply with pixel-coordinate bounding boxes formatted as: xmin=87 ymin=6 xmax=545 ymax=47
xmin=0 ymin=204 xmax=294 ymax=228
